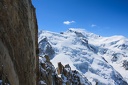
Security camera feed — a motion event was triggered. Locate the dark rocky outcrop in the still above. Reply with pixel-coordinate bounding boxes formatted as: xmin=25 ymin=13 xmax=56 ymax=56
xmin=0 ymin=0 xmax=38 ymax=85
xmin=39 ymin=37 xmax=55 ymax=59
xmin=123 ymin=60 xmax=128 ymax=70
xmin=39 ymin=55 xmax=91 ymax=85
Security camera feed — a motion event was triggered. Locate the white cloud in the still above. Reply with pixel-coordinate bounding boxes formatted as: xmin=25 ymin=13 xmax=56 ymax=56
xmin=91 ymin=24 xmax=97 ymax=27
xmin=63 ymin=21 xmax=75 ymax=25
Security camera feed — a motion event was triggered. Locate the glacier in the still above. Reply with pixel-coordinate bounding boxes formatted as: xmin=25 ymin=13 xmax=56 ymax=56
xmin=38 ymin=28 xmax=128 ymax=85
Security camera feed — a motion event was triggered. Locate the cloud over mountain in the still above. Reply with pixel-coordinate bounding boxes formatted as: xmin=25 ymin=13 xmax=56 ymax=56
xmin=63 ymin=20 xmax=75 ymax=25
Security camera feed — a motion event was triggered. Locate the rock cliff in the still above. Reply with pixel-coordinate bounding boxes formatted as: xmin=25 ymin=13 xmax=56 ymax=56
xmin=0 ymin=0 xmax=38 ymax=85
xmin=39 ymin=55 xmax=91 ymax=85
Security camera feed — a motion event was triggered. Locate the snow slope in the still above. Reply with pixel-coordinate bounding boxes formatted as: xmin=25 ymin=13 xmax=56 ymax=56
xmin=38 ymin=28 xmax=128 ymax=85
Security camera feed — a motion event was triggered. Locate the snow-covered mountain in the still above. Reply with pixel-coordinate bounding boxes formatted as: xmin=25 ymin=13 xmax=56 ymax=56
xmin=38 ymin=28 xmax=128 ymax=85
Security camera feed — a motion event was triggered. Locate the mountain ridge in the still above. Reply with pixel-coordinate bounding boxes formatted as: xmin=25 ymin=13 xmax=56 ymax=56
xmin=38 ymin=28 xmax=128 ymax=85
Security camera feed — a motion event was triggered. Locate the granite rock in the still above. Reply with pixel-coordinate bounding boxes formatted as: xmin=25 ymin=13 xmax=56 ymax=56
xmin=0 ymin=0 xmax=38 ymax=85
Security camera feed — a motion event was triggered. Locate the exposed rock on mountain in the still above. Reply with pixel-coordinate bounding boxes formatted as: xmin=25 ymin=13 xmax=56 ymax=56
xmin=39 ymin=37 xmax=55 ymax=59
xmin=39 ymin=55 xmax=91 ymax=85
xmin=0 ymin=0 xmax=38 ymax=85
xmin=123 ymin=60 xmax=128 ymax=70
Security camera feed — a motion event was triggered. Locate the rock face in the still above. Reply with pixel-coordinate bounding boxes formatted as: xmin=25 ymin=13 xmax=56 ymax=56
xmin=123 ymin=60 xmax=128 ymax=70
xmin=39 ymin=37 xmax=55 ymax=59
xmin=39 ymin=55 xmax=91 ymax=85
xmin=0 ymin=0 xmax=38 ymax=85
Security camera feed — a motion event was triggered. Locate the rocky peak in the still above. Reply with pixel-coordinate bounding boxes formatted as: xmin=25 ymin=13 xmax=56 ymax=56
xmin=39 ymin=55 xmax=91 ymax=85
xmin=39 ymin=37 xmax=55 ymax=59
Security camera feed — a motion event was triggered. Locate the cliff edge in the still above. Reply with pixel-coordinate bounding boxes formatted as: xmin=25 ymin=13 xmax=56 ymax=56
xmin=0 ymin=0 xmax=38 ymax=85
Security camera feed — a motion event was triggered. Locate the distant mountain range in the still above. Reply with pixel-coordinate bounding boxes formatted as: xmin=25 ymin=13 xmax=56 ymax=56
xmin=38 ymin=28 xmax=128 ymax=85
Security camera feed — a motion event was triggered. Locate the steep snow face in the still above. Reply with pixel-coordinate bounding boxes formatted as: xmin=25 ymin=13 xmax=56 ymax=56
xmin=38 ymin=37 xmax=55 ymax=59
xmin=38 ymin=28 xmax=128 ymax=85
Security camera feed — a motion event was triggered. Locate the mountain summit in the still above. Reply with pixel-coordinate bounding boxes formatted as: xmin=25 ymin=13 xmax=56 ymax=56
xmin=38 ymin=28 xmax=128 ymax=85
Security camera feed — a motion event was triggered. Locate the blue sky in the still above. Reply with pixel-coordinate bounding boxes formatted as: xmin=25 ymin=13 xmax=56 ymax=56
xmin=32 ymin=0 xmax=128 ymax=37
